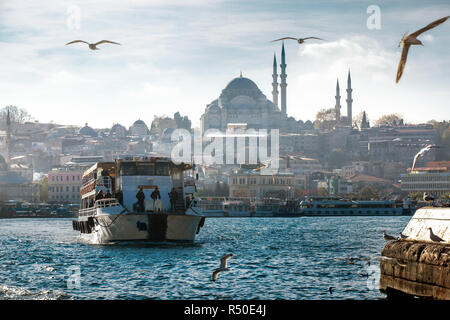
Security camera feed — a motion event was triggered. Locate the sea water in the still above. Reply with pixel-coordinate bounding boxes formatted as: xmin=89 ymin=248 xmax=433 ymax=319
xmin=0 ymin=216 xmax=410 ymax=300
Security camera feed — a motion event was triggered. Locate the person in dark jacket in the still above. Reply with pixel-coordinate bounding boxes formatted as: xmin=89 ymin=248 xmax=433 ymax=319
xmin=168 ymin=188 xmax=178 ymax=211
xmin=95 ymin=190 xmax=104 ymax=202
xmin=136 ymin=187 xmax=146 ymax=212
xmin=150 ymin=186 xmax=161 ymax=211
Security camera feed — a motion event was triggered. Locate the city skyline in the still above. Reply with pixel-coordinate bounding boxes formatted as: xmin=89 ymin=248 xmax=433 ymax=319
xmin=0 ymin=0 xmax=449 ymax=129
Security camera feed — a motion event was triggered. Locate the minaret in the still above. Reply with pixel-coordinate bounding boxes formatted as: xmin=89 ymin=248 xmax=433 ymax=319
xmin=335 ymin=79 xmax=341 ymax=121
xmin=272 ymin=53 xmax=279 ymax=108
xmin=280 ymin=42 xmax=287 ymax=116
xmin=346 ymin=69 xmax=353 ymax=126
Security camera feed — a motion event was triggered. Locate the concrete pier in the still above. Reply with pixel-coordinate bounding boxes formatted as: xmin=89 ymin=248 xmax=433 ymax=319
xmin=379 ymin=207 xmax=450 ymax=299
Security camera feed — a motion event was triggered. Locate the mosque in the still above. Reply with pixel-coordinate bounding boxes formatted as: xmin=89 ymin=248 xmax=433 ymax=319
xmin=200 ymin=43 xmax=355 ymax=133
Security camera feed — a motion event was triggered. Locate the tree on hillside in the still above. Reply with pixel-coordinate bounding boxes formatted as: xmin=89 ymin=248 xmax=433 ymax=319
xmin=374 ymin=113 xmax=404 ymax=127
xmin=38 ymin=176 xmax=49 ymax=202
xmin=358 ymin=186 xmax=379 ymax=200
xmin=429 ymin=120 xmax=450 ymax=160
xmin=327 ymin=148 xmax=347 ymax=169
xmin=0 ymin=105 xmax=32 ymax=133
xmin=317 ymin=187 xmax=328 ymax=196
xmin=314 ymin=108 xmax=338 ymax=130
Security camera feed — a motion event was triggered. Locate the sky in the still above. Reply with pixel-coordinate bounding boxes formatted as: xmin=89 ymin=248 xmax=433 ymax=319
xmin=0 ymin=0 xmax=449 ymax=129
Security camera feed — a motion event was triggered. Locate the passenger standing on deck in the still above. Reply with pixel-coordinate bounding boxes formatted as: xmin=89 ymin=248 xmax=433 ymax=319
xmin=105 ymin=189 xmax=112 ymax=199
xmin=95 ymin=190 xmax=104 ymax=202
xmin=136 ymin=187 xmax=146 ymax=212
xmin=169 ymin=188 xmax=178 ymax=211
xmin=151 ymin=186 xmax=161 ymax=211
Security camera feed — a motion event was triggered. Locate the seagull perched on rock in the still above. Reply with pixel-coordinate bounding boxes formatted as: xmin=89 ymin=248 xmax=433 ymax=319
xmin=382 ymin=230 xmax=397 ymax=241
xmin=396 ymin=16 xmax=449 ymax=83
xmin=212 ymin=253 xmax=233 ymax=282
xmin=411 ymin=145 xmax=440 ymax=170
xmin=65 ymin=40 xmax=121 ymax=50
xmin=271 ymin=36 xmax=324 ymax=44
xmin=428 ymin=227 xmax=444 ymax=242
xmin=399 ymin=232 xmax=409 ymax=240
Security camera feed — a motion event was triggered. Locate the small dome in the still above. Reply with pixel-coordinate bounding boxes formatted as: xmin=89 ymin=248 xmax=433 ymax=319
xmin=79 ymin=123 xmax=97 ymax=137
xmin=133 ymin=119 xmax=147 ymax=126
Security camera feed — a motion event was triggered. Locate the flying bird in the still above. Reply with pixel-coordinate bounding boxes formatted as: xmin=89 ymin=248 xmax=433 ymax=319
xmin=423 ymin=192 xmax=435 ymax=202
xmin=271 ymin=37 xmax=324 ymax=44
xmin=212 ymin=253 xmax=233 ymax=282
xmin=65 ymin=40 xmax=121 ymax=50
xmin=382 ymin=230 xmax=397 ymax=241
xmin=396 ymin=16 xmax=449 ymax=83
xmin=411 ymin=145 xmax=440 ymax=170
xmin=428 ymin=227 xmax=444 ymax=242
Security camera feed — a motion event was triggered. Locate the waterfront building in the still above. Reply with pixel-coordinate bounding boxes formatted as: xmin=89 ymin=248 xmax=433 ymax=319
xmin=228 ymin=165 xmax=306 ymax=199
xmin=47 ymin=158 xmax=100 ymax=203
xmin=401 ymin=161 xmax=450 ymax=197
xmin=0 ymin=155 xmax=38 ymax=202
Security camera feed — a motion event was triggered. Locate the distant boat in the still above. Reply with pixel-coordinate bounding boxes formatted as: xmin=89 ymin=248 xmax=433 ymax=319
xmin=196 ymin=196 xmax=415 ymax=217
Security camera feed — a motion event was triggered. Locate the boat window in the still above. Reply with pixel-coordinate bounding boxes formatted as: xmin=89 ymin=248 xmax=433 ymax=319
xmin=120 ymin=162 xmax=137 ymax=176
xmin=137 ymin=163 xmax=155 ymax=175
xmin=156 ymin=163 xmax=170 ymax=176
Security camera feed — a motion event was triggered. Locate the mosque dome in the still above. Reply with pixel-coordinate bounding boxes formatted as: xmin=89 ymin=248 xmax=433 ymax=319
xmin=133 ymin=119 xmax=147 ymax=126
xmin=111 ymin=123 xmax=127 ymax=136
xmin=130 ymin=119 xmax=149 ymax=137
xmin=79 ymin=123 xmax=97 ymax=137
xmin=223 ymin=77 xmax=259 ymax=92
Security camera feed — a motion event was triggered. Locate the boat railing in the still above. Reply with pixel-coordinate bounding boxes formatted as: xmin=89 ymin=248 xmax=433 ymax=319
xmin=97 ymin=176 xmax=112 ymax=190
xmin=78 ymin=198 xmax=120 ymax=217
xmin=95 ymin=198 xmax=120 ymax=208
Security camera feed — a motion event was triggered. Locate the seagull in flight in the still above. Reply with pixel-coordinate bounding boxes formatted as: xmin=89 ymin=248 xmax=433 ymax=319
xmin=271 ymin=37 xmax=324 ymax=44
xmin=428 ymin=227 xmax=444 ymax=242
xmin=212 ymin=253 xmax=233 ymax=282
xmin=411 ymin=145 xmax=440 ymax=170
xmin=65 ymin=40 xmax=121 ymax=50
xmin=423 ymin=192 xmax=435 ymax=202
xmin=396 ymin=16 xmax=449 ymax=83
xmin=382 ymin=230 xmax=397 ymax=241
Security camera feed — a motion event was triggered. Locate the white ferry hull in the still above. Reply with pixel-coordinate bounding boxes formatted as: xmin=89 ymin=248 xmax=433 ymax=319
xmin=76 ymin=209 xmax=204 ymax=244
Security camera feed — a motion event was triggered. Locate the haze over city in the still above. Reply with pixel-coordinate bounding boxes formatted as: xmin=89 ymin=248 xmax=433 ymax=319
xmin=1 ymin=0 xmax=449 ymax=129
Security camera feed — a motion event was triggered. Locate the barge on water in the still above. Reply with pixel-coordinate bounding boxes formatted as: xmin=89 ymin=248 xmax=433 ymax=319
xmin=196 ymin=196 xmax=415 ymax=217
xmin=72 ymin=156 xmax=205 ymax=244
xmin=299 ymin=196 xmax=414 ymax=216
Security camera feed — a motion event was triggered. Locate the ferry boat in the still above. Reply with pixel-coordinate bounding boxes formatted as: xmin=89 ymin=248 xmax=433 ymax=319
xmin=197 ymin=197 xmax=298 ymax=217
xmin=196 ymin=196 xmax=415 ymax=217
xmin=299 ymin=196 xmax=414 ymax=216
xmin=72 ymin=156 xmax=205 ymax=244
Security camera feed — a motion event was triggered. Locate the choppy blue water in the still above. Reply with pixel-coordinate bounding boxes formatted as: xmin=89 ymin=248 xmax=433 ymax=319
xmin=0 ymin=216 xmax=411 ymax=300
